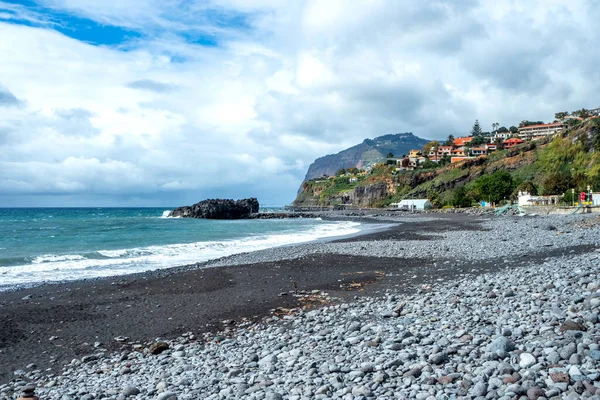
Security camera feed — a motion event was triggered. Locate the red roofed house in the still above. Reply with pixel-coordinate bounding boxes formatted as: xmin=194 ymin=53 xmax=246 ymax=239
xmin=454 ymin=137 xmax=473 ymax=147
xmin=503 ymin=138 xmax=524 ymax=149
xmin=471 ymin=147 xmax=487 ymax=156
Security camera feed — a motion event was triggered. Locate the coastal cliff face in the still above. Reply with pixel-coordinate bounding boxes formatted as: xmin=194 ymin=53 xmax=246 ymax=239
xmin=169 ymin=198 xmax=259 ymax=219
xmin=294 ymin=120 xmax=600 ymax=208
xmin=303 ymin=133 xmax=430 ymax=181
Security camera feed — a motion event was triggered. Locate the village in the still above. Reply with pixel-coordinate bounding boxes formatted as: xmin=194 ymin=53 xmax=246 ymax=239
xmin=304 ymin=107 xmax=600 ymax=213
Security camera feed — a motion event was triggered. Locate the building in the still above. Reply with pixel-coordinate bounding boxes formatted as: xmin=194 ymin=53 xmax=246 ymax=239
xmin=485 ymin=143 xmax=498 ymax=151
xmin=451 ymin=148 xmax=466 ymax=156
xmin=453 ymin=137 xmax=473 ymax=147
xmin=503 ymin=138 xmax=524 ymax=149
xmin=517 ymin=122 xmax=565 ymax=138
xmin=518 ymin=191 xmax=562 ymax=206
xmin=492 ymin=131 xmax=512 ymax=140
xmin=398 ymin=199 xmax=432 ymax=211
xmin=471 ymin=147 xmax=487 ymax=156
xmin=409 ymin=149 xmax=421 ymax=157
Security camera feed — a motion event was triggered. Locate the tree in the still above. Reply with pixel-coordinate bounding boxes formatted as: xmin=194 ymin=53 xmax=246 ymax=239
xmin=443 ymin=135 xmax=455 ymax=146
xmin=471 ymin=120 xmax=483 ymax=137
xmin=573 ymin=108 xmax=590 ymax=119
xmin=541 ymin=170 xmax=571 ymax=195
xmin=336 ymin=168 xmax=346 ymax=176
xmin=509 ymin=126 xmax=518 ymax=134
xmin=498 ymin=126 xmax=508 ymax=133
xmin=519 ymin=120 xmax=544 ymax=127
xmin=491 ymin=122 xmax=499 ymax=134
xmin=386 ymin=152 xmax=394 ymax=158
xmin=422 ymin=141 xmax=439 ymax=155
xmin=471 ymin=136 xmax=486 ymax=146
xmin=473 ymin=170 xmax=515 ymax=203
xmin=450 ymin=186 xmax=472 ymax=208
xmin=554 ymin=111 xmax=569 ymax=121
xmin=427 ymin=189 xmax=441 ymax=208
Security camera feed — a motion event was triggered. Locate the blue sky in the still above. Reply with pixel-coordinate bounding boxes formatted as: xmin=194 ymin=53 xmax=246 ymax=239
xmin=0 ymin=0 xmax=599 ymax=206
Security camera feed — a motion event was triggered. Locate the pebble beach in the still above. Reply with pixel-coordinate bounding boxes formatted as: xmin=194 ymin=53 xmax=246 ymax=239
xmin=2 ymin=212 xmax=600 ymax=399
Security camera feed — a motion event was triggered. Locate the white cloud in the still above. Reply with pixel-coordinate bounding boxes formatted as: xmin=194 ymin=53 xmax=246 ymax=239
xmin=1 ymin=0 xmax=599 ymax=206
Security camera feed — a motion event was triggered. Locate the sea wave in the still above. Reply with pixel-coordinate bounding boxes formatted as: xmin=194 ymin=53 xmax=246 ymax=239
xmin=0 ymin=220 xmax=362 ymax=290
xmin=160 ymin=210 xmax=173 ymax=218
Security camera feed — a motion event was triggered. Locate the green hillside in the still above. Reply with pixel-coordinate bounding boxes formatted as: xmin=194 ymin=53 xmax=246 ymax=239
xmin=294 ymin=119 xmax=600 ymax=208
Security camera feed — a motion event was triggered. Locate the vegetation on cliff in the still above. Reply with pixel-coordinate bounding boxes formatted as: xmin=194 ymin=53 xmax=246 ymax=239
xmin=294 ymin=119 xmax=600 ymax=208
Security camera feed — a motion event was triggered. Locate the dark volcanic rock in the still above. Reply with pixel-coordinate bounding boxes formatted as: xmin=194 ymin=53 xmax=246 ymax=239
xmin=169 ymin=198 xmax=259 ymax=219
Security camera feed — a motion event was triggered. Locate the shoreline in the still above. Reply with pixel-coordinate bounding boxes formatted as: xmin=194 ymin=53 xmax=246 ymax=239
xmin=0 ymin=214 xmax=395 ymax=295
xmin=1 ymin=212 xmax=600 ymax=394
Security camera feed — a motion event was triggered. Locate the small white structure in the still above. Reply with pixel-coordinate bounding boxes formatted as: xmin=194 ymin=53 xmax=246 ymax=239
xmin=518 ymin=191 xmax=561 ymax=206
xmin=398 ymin=199 xmax=432 ymax=211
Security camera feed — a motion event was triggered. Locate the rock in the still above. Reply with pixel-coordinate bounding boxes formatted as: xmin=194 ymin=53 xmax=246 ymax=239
xmin=559 ymin=343 xmax=577 ymax=360
xmin=473 ymin=381 xmax=487 ymax=396
xmin=171 ymin=351 xmax=186 ymax=358
xmin=505 ymin=383 xmax=525 ymax=395
xmin=351 ymin=386 xmax=372 ymax=397
xmin=148 ymin=341 xmax=170 ymax=355
xmin=428 ymin=352 xmax=447 ymax=365
xmin=550 ymin=372 xmax=570 ymax=383
xmin=588 ymin=350 xmax=600 ymax=361
xmin=527 ymin=386 xmax=545 ymax=399
xmin=487 ymin=336 xmax=515 ymax=353
xmin=156 ymin=392 xmax=177 ymax=400
xmin=169 ymin=198 xmax=259 ymax=219
xmin=266 ymin=393 xmax=283 ymax=400
xmin=519 ymin=353 xmax=536 ymax=368
xmin=122 ymin=386 xmax=140 ymax=397
xmin=559 ymin=320 xmax=587 ymax=332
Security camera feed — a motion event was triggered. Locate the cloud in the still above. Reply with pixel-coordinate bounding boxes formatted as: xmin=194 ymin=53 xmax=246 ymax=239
xmin=127 ymin=79 xmax=177 ymax=93
xmin=1 ymin=0 xmax=600 ymax=206
xmin=0 ymin=85 xmax=21 ymax=107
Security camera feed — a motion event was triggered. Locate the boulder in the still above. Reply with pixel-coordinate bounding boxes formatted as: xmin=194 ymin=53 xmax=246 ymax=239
xmin=169 ymin=198 xmax=259 ymax=219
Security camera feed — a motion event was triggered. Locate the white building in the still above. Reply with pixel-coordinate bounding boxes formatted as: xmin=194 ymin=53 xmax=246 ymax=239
xmin=398 ymin=199 xmax=432 ymax=211
xmin=517 ymin=122 xmax=565 ymax=138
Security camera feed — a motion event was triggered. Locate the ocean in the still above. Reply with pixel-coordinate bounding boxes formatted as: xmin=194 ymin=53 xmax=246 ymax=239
xmin=0 ymin=208 xmax=363 ymax=291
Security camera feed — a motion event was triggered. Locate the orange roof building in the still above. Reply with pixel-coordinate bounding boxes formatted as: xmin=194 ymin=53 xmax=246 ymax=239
xmin=503 ymin=138 xmax=524 ymax=148
xmin=453 ymin=137 xmax=473 ymax=147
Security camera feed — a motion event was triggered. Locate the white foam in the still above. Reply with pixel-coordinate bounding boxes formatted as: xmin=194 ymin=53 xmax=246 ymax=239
xmin=31 ymin=254 xmax=86 ymax=264
xmin=0 ymin=221 xmax=362 ymax=290
xmin=160 ymin=210 xmax=173 ymax=218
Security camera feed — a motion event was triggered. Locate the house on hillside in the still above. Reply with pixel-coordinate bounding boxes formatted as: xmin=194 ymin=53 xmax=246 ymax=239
xmin=451 ymin=148 xmax=467 ymax=157
xmin=398 ymin=199 xmax=432 ymax=211
xmin=453 ymin=137 xmax=473 ymax=147
xmin=471 ymin=147 xmax=487 ymax=156
xmin=517 ymin=122 xmax=565 ymax=138
xmin=409 ymin=149 xmax=421 ymax=157
xmin=503 ymin=138 xmax=524 ymax=149
xmin=492 ymin=131 xmax=511 ymax=140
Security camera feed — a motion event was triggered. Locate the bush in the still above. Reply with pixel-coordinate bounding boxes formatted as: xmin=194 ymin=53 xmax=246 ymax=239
xmin=473 ymin=170 xmax=515 ymax=203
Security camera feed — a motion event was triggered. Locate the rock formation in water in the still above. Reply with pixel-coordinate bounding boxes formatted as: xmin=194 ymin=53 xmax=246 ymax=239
xmin=169 ymin=198 xmax=259 ymax=219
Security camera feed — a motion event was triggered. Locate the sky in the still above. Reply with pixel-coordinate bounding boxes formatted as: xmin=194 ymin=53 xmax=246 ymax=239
xmin=0 ymin=1 xmax=599 ymax=207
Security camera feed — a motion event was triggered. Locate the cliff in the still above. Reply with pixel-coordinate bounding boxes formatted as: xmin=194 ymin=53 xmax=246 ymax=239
xmin=303 ymin=132 xmax=430 ymax=181
xmin=294 ymin=120 xmax=600 ymax=208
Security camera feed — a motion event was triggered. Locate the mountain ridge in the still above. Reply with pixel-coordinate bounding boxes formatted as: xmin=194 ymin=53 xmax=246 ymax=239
xmin=303 ymin=132 xmax=430 ymax=182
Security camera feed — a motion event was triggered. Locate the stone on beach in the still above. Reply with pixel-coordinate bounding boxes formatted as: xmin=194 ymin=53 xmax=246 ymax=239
xmin=3 ymin=213 xmax=600 ymax=399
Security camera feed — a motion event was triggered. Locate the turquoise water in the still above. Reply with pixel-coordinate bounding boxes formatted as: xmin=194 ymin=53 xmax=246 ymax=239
xmin=0 ymin=208 xmax=362 ymax=290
